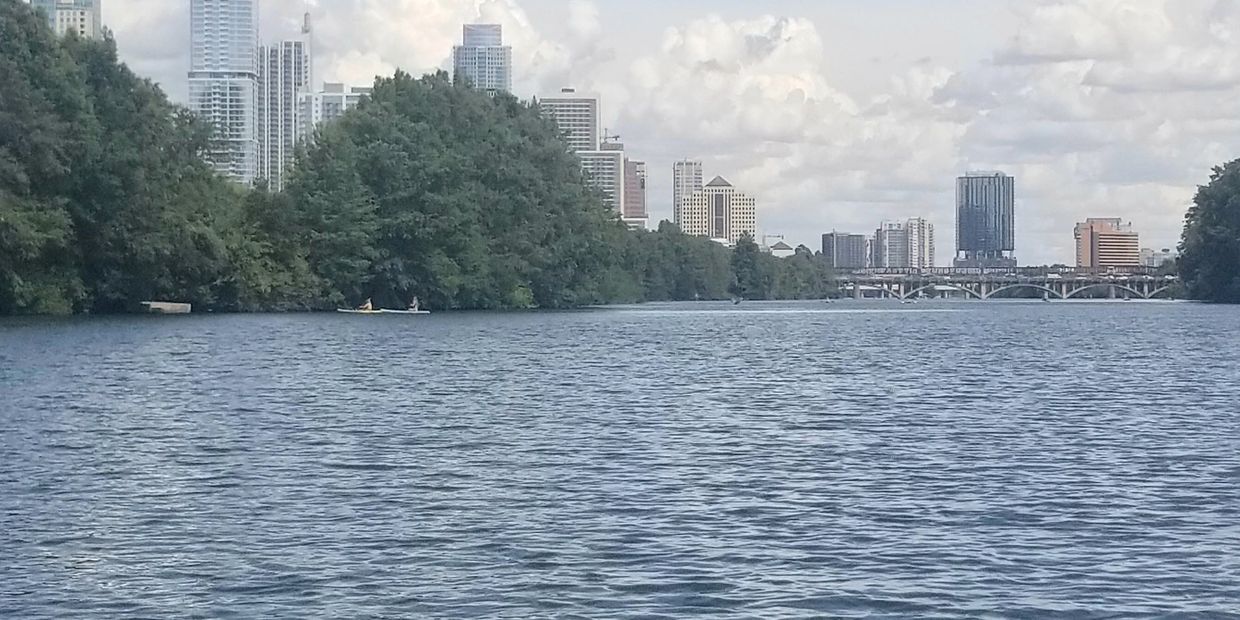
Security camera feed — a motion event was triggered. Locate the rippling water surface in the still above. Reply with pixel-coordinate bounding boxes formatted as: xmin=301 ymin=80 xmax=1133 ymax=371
xmin=3 ymin=301 xmax=1240 ymax=618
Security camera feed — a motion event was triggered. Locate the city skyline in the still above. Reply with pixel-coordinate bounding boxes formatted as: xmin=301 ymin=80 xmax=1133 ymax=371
xmin=93 ymin=0 xmax=1231 ymax=263
xmin=540 ymin=87 xmax=647 ymax=228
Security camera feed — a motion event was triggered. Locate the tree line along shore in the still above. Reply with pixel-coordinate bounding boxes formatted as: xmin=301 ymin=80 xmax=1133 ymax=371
xmin=1 ymin=1 xmax=1236 ymax=315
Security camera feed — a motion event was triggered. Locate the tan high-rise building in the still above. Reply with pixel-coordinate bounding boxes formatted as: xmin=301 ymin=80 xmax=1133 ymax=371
xmin=678 ymin=176 xmax=757 ymax=245
xmin=1075 ymin=218 xmax=1140 ymax=268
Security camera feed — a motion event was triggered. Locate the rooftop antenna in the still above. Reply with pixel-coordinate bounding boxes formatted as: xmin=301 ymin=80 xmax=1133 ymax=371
xmin=302 ymin=4 xmax=314 ymax=89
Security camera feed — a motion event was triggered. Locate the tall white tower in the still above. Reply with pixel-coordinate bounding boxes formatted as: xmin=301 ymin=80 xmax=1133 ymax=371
xmin=257 ymin=39 xmax=310 ymax=191
xmin=673 ymin=160 xmax=704 ymax=229
xmin=189 ymin=0 xmax=260 ymax=185
xmin=538 ymin=88 xmax=599 ymax=153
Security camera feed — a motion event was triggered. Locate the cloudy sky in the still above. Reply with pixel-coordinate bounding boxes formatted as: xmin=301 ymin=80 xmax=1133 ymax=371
xmin=101 ymin=0 xmax=1240 ymax=265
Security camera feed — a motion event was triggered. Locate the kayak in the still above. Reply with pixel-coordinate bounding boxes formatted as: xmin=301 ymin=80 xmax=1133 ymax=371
xmin=336 ymin=309 xmax=385 ymax=314
xmin=380 ymin=309 xmax=431 ymax=315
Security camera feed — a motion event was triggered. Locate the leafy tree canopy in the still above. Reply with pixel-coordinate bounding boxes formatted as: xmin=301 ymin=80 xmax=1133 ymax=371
xmin=1180 ymin=160 xmax=1240 ymax=303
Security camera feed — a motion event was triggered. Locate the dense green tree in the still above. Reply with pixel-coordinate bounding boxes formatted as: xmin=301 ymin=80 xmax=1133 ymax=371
xmin=61 ymin=35 xmax=242 ymax=311
xmin=730 ymin=234 xmax=777 ymax=300
xmin=217 ymin=188 xmax=321 ymax=311
xmin=771 ymin=246 xmax=834 ymax=299
xmin=615 ymin=221 xmax=733 ymax=302
xmin=283 ymin=71 xmax=625 ymax=310
xmin=1 ymin=0 xmax=255 ymax=313
xmin=0 ymin=0 xmax=91 ymax=313
xmin=1 ymin=0 xmax=845 ymax=315
xmin=1180 ymin=160 xmax=1240 ymax=303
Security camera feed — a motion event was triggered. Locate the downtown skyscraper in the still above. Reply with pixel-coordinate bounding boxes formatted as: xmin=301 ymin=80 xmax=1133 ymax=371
xmin=821 ymin=232 xmax=868 ymax=270
xmin=623 ymin=160 xmax=648 ymax=230
xmin=30 ymin=0 xmax=102 ymax=38
xmin=673 ymin=160 xmax=704 ymax=229
xmin=955 ymin=171 xmax=1016 ymax=268
xmin=539 ymin=88 xmax=646 ymax=228
xmin=300 ymin=83 xmax=371 ymax=140
xmin=1075 ymin=218 xmax=1140 ymax=269
xmin=189 ymin=0 xmax=260 ymax=185
xmin=873 ymin=218 xmax=935 ymax=269
xmin=453 ymin=24 xmax=512 ymax=94
xmin=539 ymin=88 xmax=600 ymax=152
xmin=678 ymin=176 xmax=757 ymax=246
xmin=257 ymin=15 xmax=311 ymax=191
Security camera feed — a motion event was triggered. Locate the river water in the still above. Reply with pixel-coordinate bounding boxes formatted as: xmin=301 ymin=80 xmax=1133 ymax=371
xmin=2 ymin=301 xmax=1239 ymax=618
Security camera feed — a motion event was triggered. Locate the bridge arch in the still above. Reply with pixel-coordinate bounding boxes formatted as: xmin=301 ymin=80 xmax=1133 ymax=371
xmin=902 ymin=284 xmax=984 ymax=300
xmin=1146 ymin=286 xmax=1174 ymax=299
xmin=1065 ymin=283 xmax=1147 ymax=300
xmin=984 ymin=284 xmax=1064 ymax=300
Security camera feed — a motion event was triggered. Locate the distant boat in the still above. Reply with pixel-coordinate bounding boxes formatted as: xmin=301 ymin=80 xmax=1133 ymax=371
xmin=390 ymin=296 xmax=430 ymax=314
xmin=338 ymin=297 xmax=430 ymax=315
xmin=338 ymin=298 xmax=388 ymax=315
xmin=732 ymin=297 xmax=743 ymax=305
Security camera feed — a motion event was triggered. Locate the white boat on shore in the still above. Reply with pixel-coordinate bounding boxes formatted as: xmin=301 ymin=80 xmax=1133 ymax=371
xmin=142 ymin=301 xmax=192 ymax=314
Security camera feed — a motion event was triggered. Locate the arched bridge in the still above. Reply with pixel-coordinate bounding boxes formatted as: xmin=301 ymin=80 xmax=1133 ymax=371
xmin=840 ymin=268 xmax=1178 ymax=301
